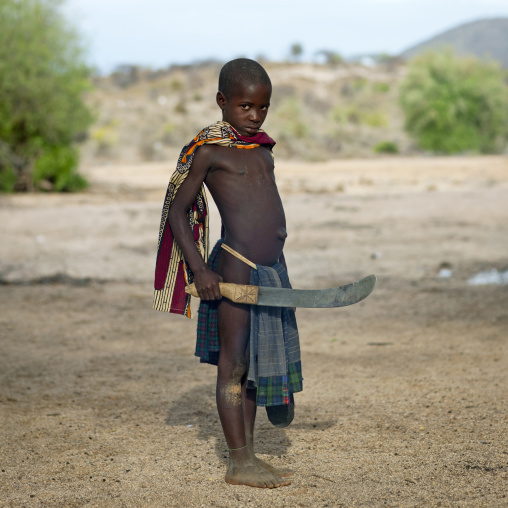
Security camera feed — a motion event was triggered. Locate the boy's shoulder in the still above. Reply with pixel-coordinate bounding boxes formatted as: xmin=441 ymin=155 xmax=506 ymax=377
xmin=186 ymin=121 xmax=275 ymax=150
xmin=189 ymin=121 xmax=235 ymax=145
xmin=179 ymin=121 xmax=275 ymax=168
xmin=177 ymin=122 xmax=231 ymax=167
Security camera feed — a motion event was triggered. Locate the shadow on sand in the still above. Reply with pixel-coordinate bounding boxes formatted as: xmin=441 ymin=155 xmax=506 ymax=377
xmin=165 ymin=384 xmax=337 ymax=462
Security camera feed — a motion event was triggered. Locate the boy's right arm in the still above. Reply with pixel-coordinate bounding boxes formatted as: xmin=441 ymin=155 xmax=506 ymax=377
xmin=167 ymin=146 xmax=222 ymax=301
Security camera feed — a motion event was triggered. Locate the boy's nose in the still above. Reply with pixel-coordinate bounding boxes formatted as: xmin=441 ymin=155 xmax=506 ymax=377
xmin=250 ymin=109 xmax=260 ymax=122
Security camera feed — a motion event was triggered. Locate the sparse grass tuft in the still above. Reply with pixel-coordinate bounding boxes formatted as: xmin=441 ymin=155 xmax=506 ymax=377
xmin=373 ymin=141 xmax=399 ymax=154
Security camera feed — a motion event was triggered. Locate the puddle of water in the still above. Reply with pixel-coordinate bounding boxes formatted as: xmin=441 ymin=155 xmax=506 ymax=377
xmin=468 ymin=269 xmax=508 ymax=286
xmin=438 ymin=268 xmax=453 ymax=278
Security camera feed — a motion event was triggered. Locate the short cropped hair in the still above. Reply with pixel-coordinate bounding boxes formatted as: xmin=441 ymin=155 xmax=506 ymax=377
xmin=218 ymin=58 xmax=271 ymax=98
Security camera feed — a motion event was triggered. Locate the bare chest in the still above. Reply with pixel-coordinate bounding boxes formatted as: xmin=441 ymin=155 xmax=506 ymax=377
xmin=205 ymin=146 xmax=278 ymax=198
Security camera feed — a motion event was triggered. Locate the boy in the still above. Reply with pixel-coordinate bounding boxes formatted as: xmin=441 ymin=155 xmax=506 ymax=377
xmin=154 ymin=59 xmax=302 ymax=488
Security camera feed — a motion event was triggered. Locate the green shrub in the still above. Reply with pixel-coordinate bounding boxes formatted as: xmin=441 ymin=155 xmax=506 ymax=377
xmin=33 ymin=145 xmax=87 ymax=192
xmin=329 ymin=105 xmax=346 ymax=124
xmin=91 ymin=121 xmax=119 ymax=155
xmin=174 ymin=101 xmax=188 ymax=114
xmin=0 ymin=0 xmax=93 ymax=192
xmin=330 ymin=105 xmax=387 ymax=127
xmin=373 ymin=82 xmax=391 ymax=93
xmin=373 ymin=141 xmax=399 ymax=154
xmin=364 ymin=111 xmax=388 ymax=128
xmin=170 ymin=79 xmax=183 ymax=91
xmin=0 ymin=165 xmax=17 ymax=192
xmin=399 ymin=49 xmax=508 ymax=153
xmin=352 ymin=78 xmax=368 ymax=91
xmin=273 ymin=97 xmax=308 ymax=139
xmin=315 ymin=50 xmax=343 ymax=66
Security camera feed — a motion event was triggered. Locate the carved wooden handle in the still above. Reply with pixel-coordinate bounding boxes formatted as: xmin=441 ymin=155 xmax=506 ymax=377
xmin=185 ymin=283 xmax=259 ymax=304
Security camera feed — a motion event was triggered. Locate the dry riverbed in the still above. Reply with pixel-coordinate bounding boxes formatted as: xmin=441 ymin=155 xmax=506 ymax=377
xmin=1 ymin=156 xmax=507 ymax=507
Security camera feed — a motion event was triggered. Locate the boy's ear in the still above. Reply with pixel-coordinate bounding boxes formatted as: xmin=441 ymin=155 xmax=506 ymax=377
xmin=216 ymin=91 xmax=226 ymax=110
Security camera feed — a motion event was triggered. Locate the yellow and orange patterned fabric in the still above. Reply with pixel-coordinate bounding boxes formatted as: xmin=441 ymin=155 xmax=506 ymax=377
xmin=153 ymin=121 xmax=275 ymax=317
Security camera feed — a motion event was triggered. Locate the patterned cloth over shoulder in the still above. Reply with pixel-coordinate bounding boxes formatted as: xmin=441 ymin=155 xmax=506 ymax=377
xmin=153 ymin=121 xmax=275 ymax=318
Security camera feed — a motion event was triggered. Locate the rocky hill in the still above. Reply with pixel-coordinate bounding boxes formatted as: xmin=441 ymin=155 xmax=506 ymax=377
xmin=401 ymin=18 xmax=508 ymax=67
xmin=82 ymin=62 xmax=411 ymax=165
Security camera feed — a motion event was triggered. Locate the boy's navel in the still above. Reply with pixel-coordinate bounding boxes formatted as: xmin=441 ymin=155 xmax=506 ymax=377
xmin=277 ymin=227 xmax=288 ymax=240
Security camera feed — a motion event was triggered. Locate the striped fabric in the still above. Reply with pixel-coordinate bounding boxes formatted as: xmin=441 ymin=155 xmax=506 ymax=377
xmin=153 ymin=121 xmax=275 ymax=317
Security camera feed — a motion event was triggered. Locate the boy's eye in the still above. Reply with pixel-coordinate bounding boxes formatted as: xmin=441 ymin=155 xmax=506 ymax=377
xmin=240 ymin=105 xmax=250 ymax=110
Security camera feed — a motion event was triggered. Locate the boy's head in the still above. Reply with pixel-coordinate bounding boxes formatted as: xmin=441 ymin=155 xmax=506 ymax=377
xmin=218 ymin=58 xmax=271 ymax=99
xmin=216 ymin=59 xmax=272 ymax=137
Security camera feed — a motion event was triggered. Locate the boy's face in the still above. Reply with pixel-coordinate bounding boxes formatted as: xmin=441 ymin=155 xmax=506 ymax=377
xmin=216 ymin=82 xmax=271 ymax=137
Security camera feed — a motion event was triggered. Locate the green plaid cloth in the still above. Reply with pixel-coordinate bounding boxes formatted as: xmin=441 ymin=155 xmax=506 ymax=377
xmin=195 ymin=240 xmax=222 ymax=365
xmin=195 ymin=239 xmax=303 ymax=407
xmin=256 ymin=361 xmax=302 ymax=407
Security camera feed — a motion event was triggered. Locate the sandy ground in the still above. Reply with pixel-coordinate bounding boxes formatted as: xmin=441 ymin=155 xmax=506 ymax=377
xmin=1 ymin=155 xmax=507 ymax=507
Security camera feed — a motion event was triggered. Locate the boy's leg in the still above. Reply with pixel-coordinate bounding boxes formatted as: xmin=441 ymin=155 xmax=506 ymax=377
xmin=243 ymin=389 xmax=293 ymax=477
xmin=216 ymin=298 xmax=250 ymax=449
xmin=216 ymin=254 xmax=289 ymax=488
xmin=241 ymin=339 xmax=294 ymax=478
xmin=242 ymin=386 xmax=257 ymax=449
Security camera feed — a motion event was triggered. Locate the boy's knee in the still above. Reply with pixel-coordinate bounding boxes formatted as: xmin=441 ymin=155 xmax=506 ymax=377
xmin=231 ymin=360 xmax=248 ymax=379
xmin=220 ymin=357 xmax=248 ymax=381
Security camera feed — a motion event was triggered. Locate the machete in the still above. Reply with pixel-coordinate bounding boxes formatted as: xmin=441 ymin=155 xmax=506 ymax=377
xmin=185 ymin=274 xmax=376 ymax=308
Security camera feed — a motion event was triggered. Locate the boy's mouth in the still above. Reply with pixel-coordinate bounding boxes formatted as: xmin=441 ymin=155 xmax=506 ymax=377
xmin=243 ymin=126 xmax=259 ymax=135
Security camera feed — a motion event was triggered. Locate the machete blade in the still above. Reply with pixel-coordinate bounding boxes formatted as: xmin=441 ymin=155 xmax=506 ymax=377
xmin=256 ymin=274 xmax=377 ymax=308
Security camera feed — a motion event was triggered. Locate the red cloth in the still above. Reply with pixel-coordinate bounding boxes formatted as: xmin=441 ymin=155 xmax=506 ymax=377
xmin=235 ymin=131 xmax=276 ymax=147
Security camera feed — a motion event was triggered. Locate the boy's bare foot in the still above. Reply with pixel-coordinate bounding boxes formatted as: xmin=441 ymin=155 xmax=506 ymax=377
xmin=225 ymin=462 xmax=291 ymax=488
xmin=255 ymin=456 xmax=294 ymax=477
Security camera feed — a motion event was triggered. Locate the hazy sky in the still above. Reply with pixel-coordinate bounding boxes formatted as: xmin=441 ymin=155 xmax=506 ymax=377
xmin=65 ymin=0 xmax=508 ymax=72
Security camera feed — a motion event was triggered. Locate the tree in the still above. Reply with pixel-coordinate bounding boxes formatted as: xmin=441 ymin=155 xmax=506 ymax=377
xmin=0 ymin=0 xmax=93 ymax=192
xmin=399 ymin=49 xmax=508 ymax=154
xmin=290 ymin=43 xmax=304 ymax=62
xmin=315 ymin=50 xmax=343 ymax=66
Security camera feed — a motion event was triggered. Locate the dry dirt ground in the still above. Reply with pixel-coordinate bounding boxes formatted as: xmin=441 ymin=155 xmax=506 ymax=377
xmin=1 ymin=155 xmax=507 ymax=507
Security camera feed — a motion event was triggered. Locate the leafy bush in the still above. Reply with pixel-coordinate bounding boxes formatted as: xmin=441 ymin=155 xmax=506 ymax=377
xmin=0 ymin=165 xmax=17 ymax=193
xmin=399 ymin=49 xmax=508 ymax=154
xmin=273 ymin=97 xmax=308 ymax=139
xmin=91 ymin=121 xmax=119 ymax=156
xmin=373 ymin=141 xmax=399 ymax=154
xmin=315 ymin=50 xmax=343 ymax=66
xmin=364 ymin=111 xmax=388 ymax=128
xmin=33 ymin=145 xmax=87 ymax=192
xmin=330 ymin=105 xmax=387 ymax=127
xmin=0 ymin=0 xmax=93 ymax=192
xmin=373 ymin=82 xmax=391 ymax=93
